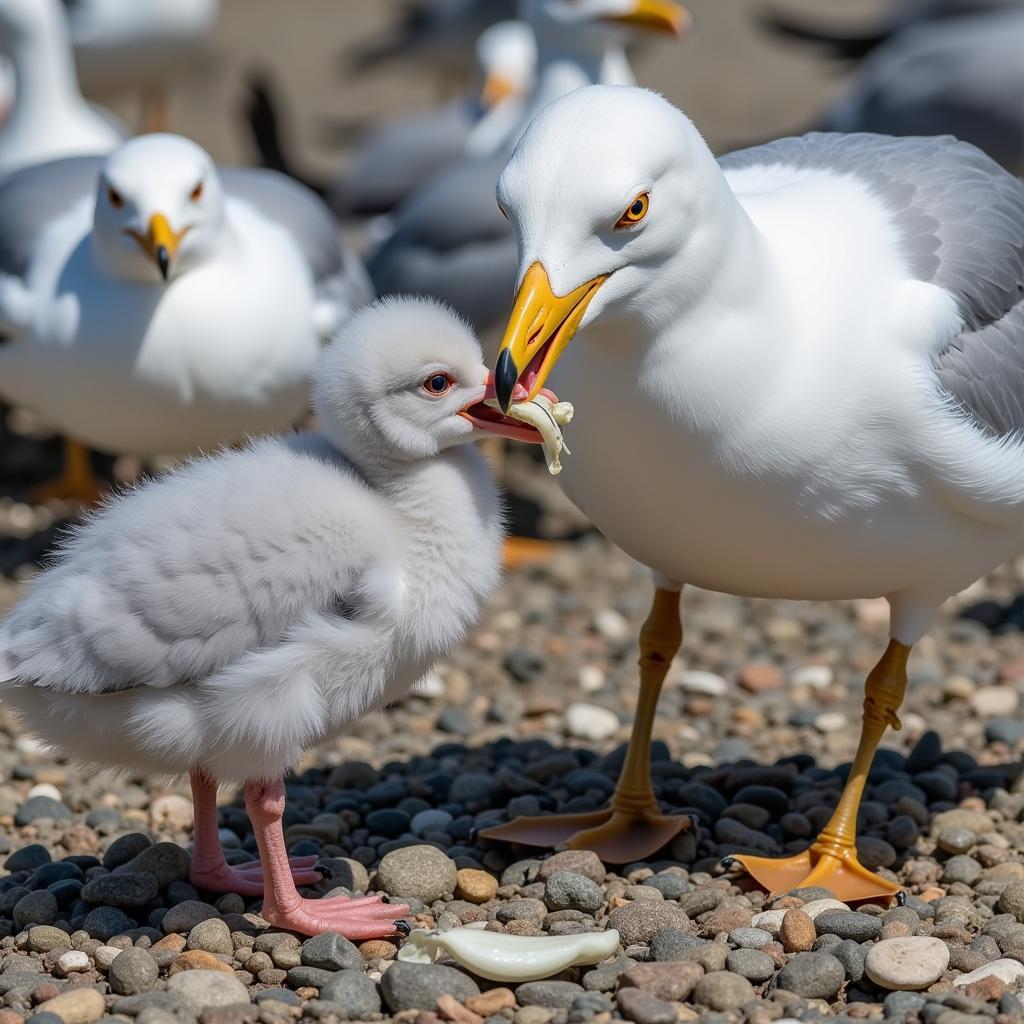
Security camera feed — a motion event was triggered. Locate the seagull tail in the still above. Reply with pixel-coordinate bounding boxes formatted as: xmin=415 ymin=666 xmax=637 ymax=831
xmin=757 ymin=8 xmax=890 ymax=61
xmin=241 ymin=71 xmax=327 ymax=198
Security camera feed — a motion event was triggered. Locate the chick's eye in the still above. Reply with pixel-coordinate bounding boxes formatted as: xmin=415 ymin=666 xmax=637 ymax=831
xmin=423 ymin=373 xmax=454 ymax=395
xmin=107 ymin=186 xmax=124 ymax=210
xmin=615 ymin=192 xmax=649 ymax=229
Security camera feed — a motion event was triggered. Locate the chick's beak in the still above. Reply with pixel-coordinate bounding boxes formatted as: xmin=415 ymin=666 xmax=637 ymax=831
xmin=605 ymin=0 xmax=691 ymax=35
xmin=130 ymin=213 xmax=187 ymax=281
xmin=494 ymin=261 xmax=607 ymax=413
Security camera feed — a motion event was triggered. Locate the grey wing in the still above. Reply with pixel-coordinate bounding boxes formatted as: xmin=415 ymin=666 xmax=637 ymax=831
xmin=365 ymin=155 xmax=515 ymax=331
xmin=721 ymin=132 xmax=1024 ymax=435
xmin=820 ymin=11 xmax=1024 ymax=172
xmin=0 ymin=156 xmax=102 ymax=278
xmin=329 ymin=101 xmax=473 ymax=217
xmin=0 ymin=437 xmax=391 ymax=694
xmin=222 ymin=167 xmax=373 ymax=315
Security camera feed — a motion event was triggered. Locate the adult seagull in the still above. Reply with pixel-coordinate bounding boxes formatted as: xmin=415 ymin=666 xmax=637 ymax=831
xmin=482 ymin=85 xmax=1024 ymax=902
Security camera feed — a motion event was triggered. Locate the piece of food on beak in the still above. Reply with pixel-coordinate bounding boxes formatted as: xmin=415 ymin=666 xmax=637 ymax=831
xmin=491 ymin=393 xmax=574 ymax=476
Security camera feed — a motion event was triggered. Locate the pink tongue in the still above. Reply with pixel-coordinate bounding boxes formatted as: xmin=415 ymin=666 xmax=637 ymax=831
xmin=482 ymin=373 xmax=557 ymax=405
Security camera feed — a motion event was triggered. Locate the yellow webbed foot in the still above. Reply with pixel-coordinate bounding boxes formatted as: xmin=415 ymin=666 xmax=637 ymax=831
xmin=28 ymin=440 xmax=107 ymax=506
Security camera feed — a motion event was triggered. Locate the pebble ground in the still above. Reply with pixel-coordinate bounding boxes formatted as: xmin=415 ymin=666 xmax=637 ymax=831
xmin=1 ymin=442 xmax=1024 ymax=1024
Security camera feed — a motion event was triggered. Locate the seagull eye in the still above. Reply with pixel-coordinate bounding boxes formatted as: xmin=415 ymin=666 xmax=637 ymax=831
xmin=423 ymin=372 xmax=455 ymax=395
xmin=107 ymin=187 xmax=124 ymax=210
xmin=190 ymin=181 xmax=204 ymax=202
xmin=615 ymin=192 xmax=649 ymax=229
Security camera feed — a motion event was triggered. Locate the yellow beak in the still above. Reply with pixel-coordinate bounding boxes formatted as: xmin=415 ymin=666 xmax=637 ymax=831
xmin=129 ymin=213 xmax=187 ymax=281
xmin=605 ymin=0 xmax=691 ymax=35
xmin=481 ymin=70 xmax=518 ymax=110
xmin=493 ymin=262 xmax=608 ymax=413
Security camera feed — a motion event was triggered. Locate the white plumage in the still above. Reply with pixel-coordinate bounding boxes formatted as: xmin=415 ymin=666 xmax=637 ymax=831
xmin=0 ymin=298 xmax=503 ymax=937
xmin=0 ymin=0 xmax=123 ymax=174
xmin=0 ymin=133 xmax=371 ymax=459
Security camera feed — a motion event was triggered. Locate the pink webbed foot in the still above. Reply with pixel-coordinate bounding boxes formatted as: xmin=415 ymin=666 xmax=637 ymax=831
xmin=260 ymin=891 xmax=411 ymax=940
xmin=190 ymin=855 xmax=322 ymax=896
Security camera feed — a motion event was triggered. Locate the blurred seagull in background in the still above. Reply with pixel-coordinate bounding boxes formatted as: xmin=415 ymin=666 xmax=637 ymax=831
xmin=366 ymin=0 xmax=690 ymax=334
xmin=818 ymin=8 xmax=1024 ymax=173
xmin=0 ymin=298 xmax=505 ymax=937
xmin=482 ymin=85 xmax=1024 ymax=901
xmin=331 ymin=20 xmax=537 ymax=220
xmin=0 ymin=133 xmax=371 ymax=502
xmin=0 ymin=0 xmax=123 ymax=174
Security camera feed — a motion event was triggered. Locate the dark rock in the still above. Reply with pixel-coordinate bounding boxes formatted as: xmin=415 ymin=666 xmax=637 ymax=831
xmin=516 ymin=982 xmax=585 ymax=1009
xmin=380 ymin=962 xmax=480 ymax=1011
xmin=15 ymin=798 xmax=71 ymax=826
xmin=319 ymin=970 xmax=382 ymax=1016
xmin=300 ymin=932 xmax=364 ymax=972
xmin=82 ymin=872 xmax=159 ymax=909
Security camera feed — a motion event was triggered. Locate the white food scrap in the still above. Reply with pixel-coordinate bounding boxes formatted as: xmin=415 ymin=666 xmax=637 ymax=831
xmin=493 ymin=394 xmax=574 ymax=475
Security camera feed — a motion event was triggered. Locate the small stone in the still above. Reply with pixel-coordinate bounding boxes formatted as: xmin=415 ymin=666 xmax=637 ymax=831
xmin=14 ymin=890 xmax=58 ymax=928
xmin=108 ymin=947 xmax=159 ymax=995
xmin=649 ymin=928 xmax=703 ymax=961
xmin=814 ymin=910 xmax=882 ymax=942
xmin=437 ymin=992 xmax=484 ymax=1024
xmin=729 ymin=927 xmax=772 ymax=949
xmin=544 ymin=872 xmax=604 ymax=914
xmin=466 ymin=990 xmax=516 ymax=1016
xmin=27 ymin=925 xmax=72 ymax=952
xmin=380 ymin=962 xmax=480 ymax=1011
xmin=737 ymin=662 xmax=783 ymax=693
xmin=775 ymin=952 xmax=846 ymax=1000
xmin=165 ymin=969 xmax=249 ymax=1012
xmin=121 ymin=843 xmax=191 ymax=888
xmin=455 ymin=869 xmax=498 ymax=905
xmin=943 ymin=854 xmax=982 ymax=886
xmin=149 ymin=794 xmax=194 ymax=831
xmin=798 ymin=898 xmax=850 ymax=921
xmin=618 ymin=962 xmax=703 ymax=1002
xmin=677 ymin=670 xmax=728 ymax=696
xmin=168 ymin=950 xmax=235 ymax=975
xmin=376 ymin=845 xmax=458 ymax=903
xmin=359 ymin=940 xmax=397 ymax=962
xmin=814 ymin=711 xmax=847 ymax=733
xmin=692 ymin=972 xmax=755 ymax=1012
xmin=615 ymin=989 xmax=675 ymax=1024
xmin=81 ymin=872 xmax=158 ymax=909
xmin=15 ymin=796 xmax=71 ymax=826
xmin=970 ymin=685 xmax=1019 ymax=717
xmin=725 ymin=947 xmax=774 ymax=983
xmin=538 ymin=851 xmax=606 ymax=885
xmin=182 ymin=918 xmax=231 ymax=959
xmin=319 ymin=970 xmax=382 ymax=1016
xmin=608 ymin=899 xmax=689 ymax=945
xmin=863 ymin=936 xmax=950 ymax=991
xmin=565 ymin=703 xmax=619 ymax=741
xmin=161 ymin=900 xmax=220 ymax=934
xmin=82 ymin=906 xmax=136 ymax=942
xmin=515 ymin=982 xmax=583 ymax=1009
xmin=997 ymin=881 xmax=1024 ymax=922
xmin=300 ymin=932 xmax=363 ymax=971
xmin=35 ymin=989 xmax=105 ymax=1024
xmin=5 ymin=844 xmax=51 ymax=872
xmin=410 ymin=810 xmax=453 ymax=836
xmin=953 ymin=959 xmax=1024 ymax=988
xmin=56 ymin=950 xmax=91 ymax=975
xmin=779 ymin=909 xmax=815 ymax=952
xmin=833 ymin=939 xmax=866 ymax=983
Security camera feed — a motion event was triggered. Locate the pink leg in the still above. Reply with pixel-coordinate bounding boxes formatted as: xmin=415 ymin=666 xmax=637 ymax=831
xmin=188 ymin=771 xmax=322 ymax=896
xmin=246 ymin=777 xmax=409 ymax=938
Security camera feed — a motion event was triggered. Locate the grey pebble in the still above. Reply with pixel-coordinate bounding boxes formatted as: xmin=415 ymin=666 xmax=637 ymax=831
xmin=814 ymin=910 xmax=882 ymax=942
xmin=81 ymin=872 xmax=159 ymax=910
xmin=832 ymin=938 xmax=866 ymax=983
xmin=692 ymin=971 xmax=755 ymax=1012
xmin=108 ymin=947 xmax=159 ymax=995
xmin=516 ymin=981 xmax=585 ymax=1009
xmin=725 ymin=947 xmax=774 ymax=982
xmin=160 ymin=900 xmax=219 ymax=934
xmin=319 ymin=970 xmax=382 ymax=1016
xmin=82 ymin=906 xmax=136 ymax=941
xmin=616 ymin=988 xmax=676 ymax=1024
xmin=165 ymin=969 xmax=249 ymax=1012
xmin=15 ymin=797 xmax=71 ymax=826
xmin=186 ymin=917 xmax=232 ymax=955
xmin=380 ymin=961 xmax=480 ymax=1011
xmin=376 ymin=845 xmax=458 ymax=903
xmin=300 ymin=931 xmax=364 ymax=971
xmin=288 ymin=965 xmax=337 ymax=989
xmin=13 ymin=890 xmax=58 ymax=928
xmin=729 ymin=927 xmax=772 ymax=949
xmin=544 ymin=871 xmax=604 ymax=914
xmin=942 ymin=855 xmax=982 ymax=886
xmin=775 ymin=951 xmax=846 ymax=1000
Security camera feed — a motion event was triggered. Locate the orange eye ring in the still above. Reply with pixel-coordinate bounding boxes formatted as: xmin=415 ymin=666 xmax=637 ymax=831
xmin=615 ymin=192 xmax=649 ymax=229
xmin=107 ymin=186 xmax=124 ymax=210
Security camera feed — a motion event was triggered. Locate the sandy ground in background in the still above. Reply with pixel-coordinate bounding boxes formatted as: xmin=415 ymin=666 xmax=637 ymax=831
xmin=96 ymin=0 xmax=890 ymax=174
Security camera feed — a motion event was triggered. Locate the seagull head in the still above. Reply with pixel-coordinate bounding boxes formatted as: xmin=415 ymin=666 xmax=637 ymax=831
xmin=492 ymin=85 xmax=729 ymax=411
xmin=476 ymin=20 xmax=536 ymax=110
xmin=521 ymin=0 xmax=691 ymax=40
xmin=316 ymin=298 xmax=546 ymax=468
xmin=92 ymin=134 xmax=226 ymax=284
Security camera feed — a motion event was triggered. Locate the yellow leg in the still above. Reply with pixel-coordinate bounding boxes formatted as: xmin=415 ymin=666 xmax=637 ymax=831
xmin=727 ymin=640 xmax=910 ymax=904
xmin=29 ymin=439 xmax=107 ymax=505
xmin=481 ymin=587 xmax=696 ymax=862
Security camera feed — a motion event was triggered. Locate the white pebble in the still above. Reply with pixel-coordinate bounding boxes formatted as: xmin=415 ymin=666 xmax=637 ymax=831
xmin=578 ymin=665 xmax=605 ymax=692
xmin=676 ymin=670 xmax=728 ymax=696
xmin=594 ymin=608 xmax=630 ymax=642
xmin=27 ymin=783 xmax=62 ymax=802
xmin=565 ymin=702 xmax=619 ymax=742
xmin=953 ymin=958 xmax=1024 ymax=988
xmin=969 ymin=685 xmax=1019 ymax=717
xmin=94 ymin=946 xmax=123 ymax=969
xmin=813 ymin=711 xmax=848 ymax=733
xmin=864 ymin=936 xmax=949 ymax=991
xmin=56 ymin=950 xmax=91 ymax=975
xmin=792 ymin=665 xmax=833 ymax=690
xmin=149 ymin=793 xmax=194 ymax=831
xmin=801 ymin=899 xmax=852 ymax=921
xmin=750 ymin=909 xmax=786 ymax=934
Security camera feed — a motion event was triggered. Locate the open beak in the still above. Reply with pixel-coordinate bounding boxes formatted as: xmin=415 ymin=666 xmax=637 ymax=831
xmin=460 ymin=378 xmax=554 ymax=444
xmin=481 ymin=70 xmax=518 ymax=110
xmin=493 ymin=262 xmax=607 ymax=413
xmin=605 ymin=0 xmax=691 ymax=36
xmin=127 ymin=213 xmax=188 ymax=281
